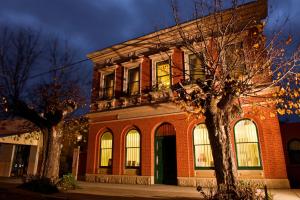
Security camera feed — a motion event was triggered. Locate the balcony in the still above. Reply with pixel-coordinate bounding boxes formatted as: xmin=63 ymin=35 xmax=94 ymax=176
xmin=90 ymin=88 xmax=174 ymax=112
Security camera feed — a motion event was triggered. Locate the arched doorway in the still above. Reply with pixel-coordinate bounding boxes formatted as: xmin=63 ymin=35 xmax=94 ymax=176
xmin=154 ymin=123 xmax=177 ymax=185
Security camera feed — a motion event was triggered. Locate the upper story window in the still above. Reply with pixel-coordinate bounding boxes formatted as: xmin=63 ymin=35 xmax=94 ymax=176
xmin=156 ymin=60 xmax=171 ymax=88
xmin=234 ymin=119 xmax=262 ymax=169
xmin=288 ymin=139 xmax=300 ymax=165
xmin=103 ymin=73 xmax=114 ymax=99
xmin=128 ymin=67 xmax=140 ymax=95
xmin=100 ymin=132 xmax=113 ymax=167
xmin=193 ymin=124 xmax=214 ymax=168
xmin=189 ymin=54 xmax=206 ymax=82
xmin=225 ymin=43 xmax=246 ymax=78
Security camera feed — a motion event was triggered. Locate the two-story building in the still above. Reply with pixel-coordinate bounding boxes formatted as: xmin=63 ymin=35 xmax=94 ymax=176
xmin=86 ymin=0 xmax=289 ymax=188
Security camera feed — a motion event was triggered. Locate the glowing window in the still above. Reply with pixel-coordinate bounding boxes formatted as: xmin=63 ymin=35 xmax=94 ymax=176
xmin=225 ymin=43 xmax=246 ymax=78
xmin=156 ymin=60 xmax=171 ymax=88
xmin=193 ymin=124 xmax=214 ymax=168
xmin=189 ymin=54 xmax=205 ymax=82
xmin=128 ymin=67 xmax=140 ymax=95
xmin=100 ymin=132 xmax=113 ymax=167
xmin=104 ymin=73 xmax=114 ymax=99
xmin=125 ymin=129 xmax=140 ymax=168
xmin=234 ymin=119 xmax=262 ymax=168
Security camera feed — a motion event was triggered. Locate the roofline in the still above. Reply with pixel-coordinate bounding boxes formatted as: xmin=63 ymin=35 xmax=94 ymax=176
xmin=87 ymin=0 xmax=267 ymax=62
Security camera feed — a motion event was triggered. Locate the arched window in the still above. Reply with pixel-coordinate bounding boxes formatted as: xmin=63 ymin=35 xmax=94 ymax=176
xmin=234 ymin=119 xmax=262 ymax=168
xmin=125 ymin=129 xmax=140 ymax=168
xmin=193 ymin=124 xmax=214 ymax=168
xmin=100 ymin=132 xmax=113 ymax=167
xmin=288 ymin=139 xmax=300 ymax=164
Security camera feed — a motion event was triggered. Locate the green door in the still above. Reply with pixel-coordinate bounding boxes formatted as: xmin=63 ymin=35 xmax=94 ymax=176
xmin=155 ymin=135 xmax=177 ymax=185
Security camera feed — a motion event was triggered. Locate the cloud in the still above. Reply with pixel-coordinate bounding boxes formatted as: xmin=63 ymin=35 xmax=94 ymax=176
xmin=0 ymin=0 xmax=298 ymax=58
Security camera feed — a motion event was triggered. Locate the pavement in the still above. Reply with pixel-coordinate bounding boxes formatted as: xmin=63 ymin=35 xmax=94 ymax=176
xmin=0 ymin=177 xmax=300 ymax=199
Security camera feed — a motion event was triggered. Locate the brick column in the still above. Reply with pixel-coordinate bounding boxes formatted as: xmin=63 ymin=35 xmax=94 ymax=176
xmin=91 ymin=67 xmax=100 ymax=102
xmin=172 ymin=47 xmax=184 ymax=85
xmin=86 ymin=125 xmax=98 ymax=174
xmin=115 ymin=65 xmax=123 ymax=98
xmin=112 ymin=127 xmax=123 ymax=175
xmin=141 ymin=56 xmax=151 ymax=91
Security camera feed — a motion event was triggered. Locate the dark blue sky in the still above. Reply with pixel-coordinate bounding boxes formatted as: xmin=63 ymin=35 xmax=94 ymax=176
xmin=1 ymin=0 xmax=299 ymax=56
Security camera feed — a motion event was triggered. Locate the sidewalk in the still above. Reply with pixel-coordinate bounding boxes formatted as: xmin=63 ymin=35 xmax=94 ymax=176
xmin=72 ymin=181 xmax=300 ymax=200
xmin=270 ymin=189 xmax=300 ymax=200
xmin=72 ymin=181 xmax=200 ymax=199
xmin=0 ymin=177 xmax=300 ymax=199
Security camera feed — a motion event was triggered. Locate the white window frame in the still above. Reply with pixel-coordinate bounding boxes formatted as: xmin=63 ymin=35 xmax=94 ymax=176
xmin=122 ymin=59 xmax=142 ymax=95
xmin=149 ymin=51 xmax=173 ymax=88
xmin=98 ymin=65 xmax=117 ymax=98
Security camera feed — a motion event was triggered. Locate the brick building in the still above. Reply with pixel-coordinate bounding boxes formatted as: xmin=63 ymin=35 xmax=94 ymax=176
xmin=86 ymin=0 xmax=289 ymax=188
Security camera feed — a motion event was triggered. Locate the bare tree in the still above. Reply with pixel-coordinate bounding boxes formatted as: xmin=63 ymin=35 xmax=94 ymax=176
xmin=0 ymin=27 xmax=84 ymax=181
xmin=147 ymin=0 xmax=300 ymax=193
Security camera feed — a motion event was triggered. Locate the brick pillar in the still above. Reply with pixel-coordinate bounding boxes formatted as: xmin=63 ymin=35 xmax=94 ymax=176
xmin=115 ymin=65 xmax=123 ymax=98
xmin=174 ymin=121 xmax=191 ymax=178
xmin=172 ymin=47 xmax=184 ymax=85
xmin=141 ymin=56 xmax=151 ymax=92
xmin=141 ymin=125 xmax=153 ymax=177
xmin=112 ymin=129 xmax=123 ymax=175
xmin=86 ymin=126 xmax=98 ymax=174
xmin=91 ymin=67 xmax=100 ymax=102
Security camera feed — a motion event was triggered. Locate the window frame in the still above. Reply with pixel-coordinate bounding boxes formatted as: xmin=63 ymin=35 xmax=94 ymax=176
xmin=188 ymin=53 xmax=206 ymax=82
xmin=224 ymin=42 xmax=247 ymax=78
xmin=234 ymin=119 xmax=263 ymax=170
xmin=127 ymin=66 xmax=140 ymax=96
xmin=125 ymin=129 xmax=141 ymax=169
xmin=155 ymin=60 xmax=172 ymax=88
xmin=193 ymin=123 xmax=214 ymax=170
xmin=99 ymin=131 xmax=113 ymax=168
xmin=103 ymin=72 xmax=115 ymax=99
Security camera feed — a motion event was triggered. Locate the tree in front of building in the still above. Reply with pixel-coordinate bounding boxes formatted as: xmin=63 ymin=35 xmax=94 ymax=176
xmin=60 ymin=116 xmax=88 ymax=177
xmin=152 ymin=0 xmax=300 ymax=195
xmin=0 ymin=27 xmax=85 ymax=181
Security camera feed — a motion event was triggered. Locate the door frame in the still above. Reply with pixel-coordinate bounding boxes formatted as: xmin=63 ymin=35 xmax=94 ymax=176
xmin=154 ymin=133 xmax=177 ymax=184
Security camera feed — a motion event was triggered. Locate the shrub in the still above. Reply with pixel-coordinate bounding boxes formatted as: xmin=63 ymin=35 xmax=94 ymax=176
xmin=197 ymin=181 xmax=273 ymax=200
xmin=56 ymin=173 xmax=78 ymax=190
xmin=19 ymin=175 xmax=59 ymax=194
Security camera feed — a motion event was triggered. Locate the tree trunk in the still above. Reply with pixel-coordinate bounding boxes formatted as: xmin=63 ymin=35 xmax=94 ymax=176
xmin=205 ymin=103 xmax=237 ymax=191
xmin=40 ymin=125 xmax=62 ymax=182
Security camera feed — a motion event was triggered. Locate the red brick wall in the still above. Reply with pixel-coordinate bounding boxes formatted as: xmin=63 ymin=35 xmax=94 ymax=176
xmin=86 ymin=114 xmax=194 ymax=177
xmin=141 ymin=56 xmax=151 ymax=91
xmin=172 ymin=48 xmax=184 ymax=84
xmin=115 ymin=65 xmax=123 ymax=98
xmin=86 ymin=106 xmax=288 ymax=180
xmin=91 ymin=68 xmax=100 ymax=102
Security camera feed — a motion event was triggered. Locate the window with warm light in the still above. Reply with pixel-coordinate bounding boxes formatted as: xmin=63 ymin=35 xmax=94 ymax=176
xmin=128 ymin=67 xmax=140 ymax=95
xmin=103 ymin=73 xmax=114 ymax=99
xmin=100 ymin=132 xmax=113 ymax=167
xmin=125 ymin=129 xmax=140 ymax=168
xmin=234 ymin=119 xmax=262 ymax=168
xmin=156 ymin=60 xmax=171 ymax=88
xmin=225 ymin=43 xmax=246 ymax=78
xmin=193 ymin=124 xmax=214 ymax=168
xmin=189 ymin=54 xmax=206 ymax=82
